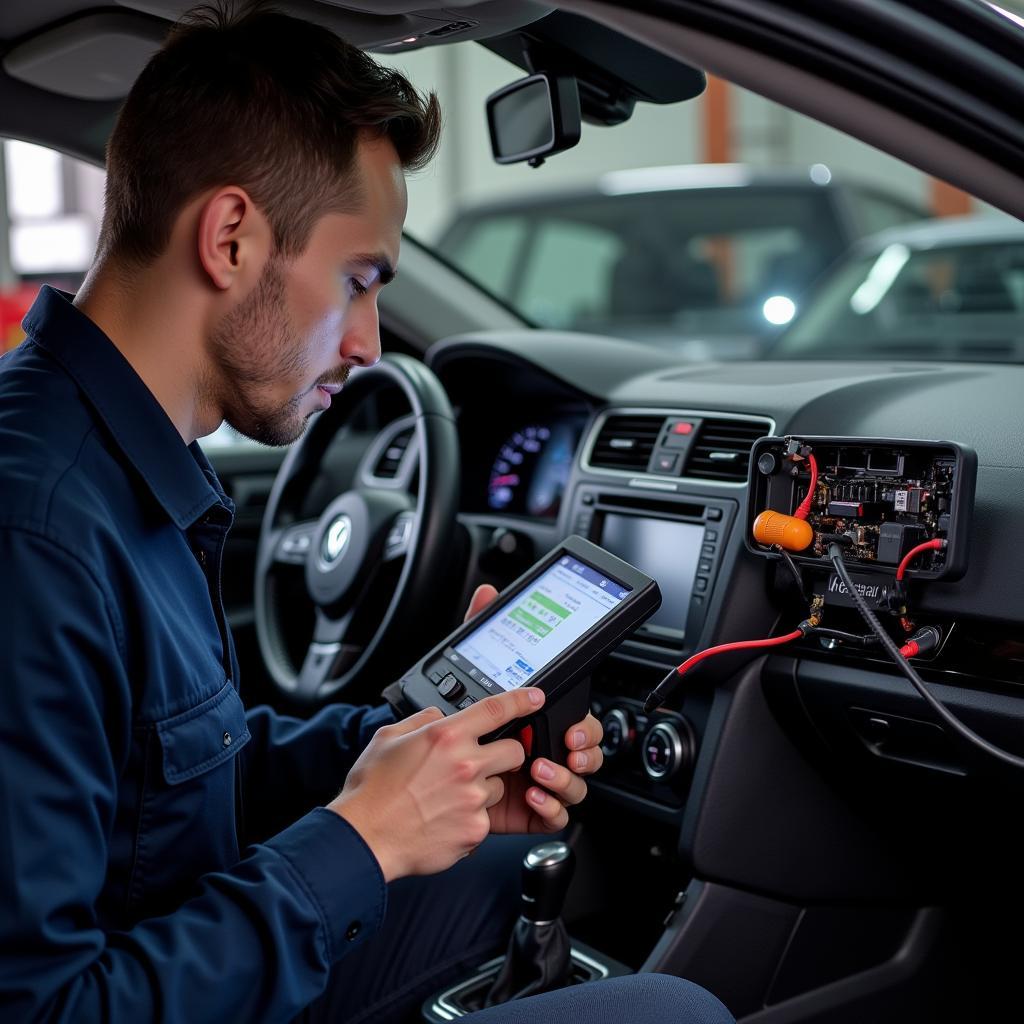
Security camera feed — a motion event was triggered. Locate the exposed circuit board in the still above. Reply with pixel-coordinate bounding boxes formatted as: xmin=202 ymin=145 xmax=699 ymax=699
xmin=800 ymin=447 xmax=955 ymax=569
xmin=746 ymin=436 xmax=976 ymax=580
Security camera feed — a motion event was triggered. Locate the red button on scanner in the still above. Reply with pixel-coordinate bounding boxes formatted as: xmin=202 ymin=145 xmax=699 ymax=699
xmin=519 ymin=725 xmax=534 ymax=758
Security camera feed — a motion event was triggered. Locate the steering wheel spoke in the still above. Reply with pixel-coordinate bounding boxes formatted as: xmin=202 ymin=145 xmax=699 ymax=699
xmin=273 ymin=521 xmax=319 ymax=565
xmin=294 ymin=609 xmax=358 ymax=702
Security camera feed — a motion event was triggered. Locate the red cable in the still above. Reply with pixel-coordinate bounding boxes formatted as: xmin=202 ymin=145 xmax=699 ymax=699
xmin=895 ymin=539 xmax=945 ymax=581
xmin=793 ymin=453 xmax=818 ymax=521
xmin=671 ymin=629 xmax=804 ymax=678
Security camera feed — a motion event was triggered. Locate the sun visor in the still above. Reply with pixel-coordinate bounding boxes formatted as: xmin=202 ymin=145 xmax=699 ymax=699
xmin=3 ymin=12 xmax=167 ymax=101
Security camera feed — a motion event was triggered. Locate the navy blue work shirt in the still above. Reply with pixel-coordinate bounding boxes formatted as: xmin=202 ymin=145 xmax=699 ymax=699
xmin=0 ymin=287 xmax=396 ymax=1022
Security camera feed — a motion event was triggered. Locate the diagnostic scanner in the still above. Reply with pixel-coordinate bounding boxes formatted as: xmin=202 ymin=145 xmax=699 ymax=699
xmin=390 ymin=536 xmax=661 ymax=763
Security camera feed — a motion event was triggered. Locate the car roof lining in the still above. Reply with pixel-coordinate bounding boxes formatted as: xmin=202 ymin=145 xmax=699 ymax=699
xmin=0 ymin=1 xmax=555 ymax=48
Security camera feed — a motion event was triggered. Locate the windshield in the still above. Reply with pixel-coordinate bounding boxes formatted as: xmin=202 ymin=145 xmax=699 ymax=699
xmin=2 ymin=34 xmax=1022 ymax=366
xmin=374 ymin=39 xmax=1024 ymax=363
xmin=435 ymin=186 xmax=848 ymax=352
xmin=771 ymin=235 xmax=1024 ymax=363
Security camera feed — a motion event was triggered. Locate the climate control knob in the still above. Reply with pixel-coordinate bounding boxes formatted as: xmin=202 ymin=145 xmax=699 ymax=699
xmin=600 ymin=708 xmax=634 ymax=759
xmin=642 ymin=720 xmax=690 ymax=781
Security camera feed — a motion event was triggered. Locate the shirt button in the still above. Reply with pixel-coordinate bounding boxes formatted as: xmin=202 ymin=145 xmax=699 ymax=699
xmin=222 ymin=732 xmax=232 ymax=747
xmin=196 ymin=549 xmax=207 ymax=566
xmin=345 ymin=921 xmax=361 ymax=941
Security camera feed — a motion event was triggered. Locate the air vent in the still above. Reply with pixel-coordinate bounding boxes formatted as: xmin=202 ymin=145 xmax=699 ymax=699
xmin=373 ymin=426 xmax=414 ymax=479
xmin=685 ymin=418 xmax=770 ymax=482
xmin=589 ymin=415 xmax=665 ymax=471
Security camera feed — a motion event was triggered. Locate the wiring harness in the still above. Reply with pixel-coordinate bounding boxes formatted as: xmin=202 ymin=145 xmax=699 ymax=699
xmin=645 ymin=441 xmax=1024 ymax=770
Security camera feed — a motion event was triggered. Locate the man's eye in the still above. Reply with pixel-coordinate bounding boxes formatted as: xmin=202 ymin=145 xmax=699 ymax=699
xmin=349 ymin=278 xmax=368 ymax=298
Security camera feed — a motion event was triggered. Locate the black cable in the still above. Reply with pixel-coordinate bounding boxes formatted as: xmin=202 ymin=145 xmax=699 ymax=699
xmin=805 ymin=627 xmax=879 ymax=647
xmin=828 ymin=544 xmax=1024 ymax=771
xmin=774 ymin=546 xmax=809 ymax=601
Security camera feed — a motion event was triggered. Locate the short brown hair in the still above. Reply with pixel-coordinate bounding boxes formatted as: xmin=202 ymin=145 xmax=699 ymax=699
xmin=98 ymin=2 xmax=441 ymax=267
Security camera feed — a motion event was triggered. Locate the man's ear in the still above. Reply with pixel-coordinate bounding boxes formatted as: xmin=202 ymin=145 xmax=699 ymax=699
xmin=196 ymin=186 xmax=272 ymax=291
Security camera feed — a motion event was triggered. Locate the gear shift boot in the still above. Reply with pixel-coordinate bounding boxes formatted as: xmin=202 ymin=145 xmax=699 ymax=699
xmin=484 ymin=841 xmax=575 ymax=1006
xmin=421 ymin=842 xmax=632 ymax=1021
xmin=485 ymin=916 xmax=571 ymax=1004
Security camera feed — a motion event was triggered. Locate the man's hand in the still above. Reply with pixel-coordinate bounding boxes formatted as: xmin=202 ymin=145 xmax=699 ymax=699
xmin=329 ymin=687 xmax=541 ymax=882
xmin=463 ymin=584 xmax=605 ymax=836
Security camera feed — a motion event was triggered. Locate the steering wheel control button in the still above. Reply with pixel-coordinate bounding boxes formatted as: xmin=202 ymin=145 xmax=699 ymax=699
xmin=384 ymin=512 xmax=414 ymax=559
xmin=456 ymin=696 xmax=476 ymax=710
xmin=643 ymin=721 xmax=685 ymax=781
xmin=427 ymin=666 xmax=445 ymax=684
xmin=438 ymin=674 xmax=465 ymax=702
xmin=600 ymin=708 xmax=634 ymax=759
xmin=278 ymin=527 xmax=314 ymax=562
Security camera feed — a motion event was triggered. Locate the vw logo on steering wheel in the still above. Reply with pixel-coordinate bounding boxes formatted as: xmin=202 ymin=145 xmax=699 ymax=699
xmin=319 ymin=514 xmax=353 ymax=571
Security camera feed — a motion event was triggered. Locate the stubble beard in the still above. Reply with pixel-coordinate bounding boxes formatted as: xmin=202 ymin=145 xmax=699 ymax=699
xmin=207 ymin=257 xmax=315 ymax=447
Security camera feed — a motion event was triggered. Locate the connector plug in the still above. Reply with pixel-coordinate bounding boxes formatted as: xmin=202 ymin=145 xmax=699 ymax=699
xmin=899 ymin=625 xmax=943 ymax=660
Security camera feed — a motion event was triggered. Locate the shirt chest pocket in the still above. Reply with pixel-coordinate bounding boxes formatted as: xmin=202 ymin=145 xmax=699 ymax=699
xmin=157 ymin=680 xmax=251 ymax=783
xmin=129 ymin=682 xmax=251 ymax=914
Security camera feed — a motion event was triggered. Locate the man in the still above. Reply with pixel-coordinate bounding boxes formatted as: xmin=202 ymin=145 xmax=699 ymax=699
xmin=0 ymin=5 xmax=733 ymax=1023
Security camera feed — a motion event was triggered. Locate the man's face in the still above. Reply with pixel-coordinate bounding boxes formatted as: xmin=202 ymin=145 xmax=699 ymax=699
xmin=207 ymin=135 xmax=406 ymax=446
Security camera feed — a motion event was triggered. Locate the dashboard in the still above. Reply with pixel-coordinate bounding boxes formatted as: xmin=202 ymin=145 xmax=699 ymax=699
xmin=463 ymin=411 xmax=587 ymax=519
xmin=424 ymin=331 xmax=1024 ymax=830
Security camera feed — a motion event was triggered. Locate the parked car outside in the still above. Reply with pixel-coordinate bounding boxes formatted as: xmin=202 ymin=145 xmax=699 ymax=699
xmin=771 ymin=213 xmax=1024 ymax=362
xmin=433 ymin=163 xmax=925 ymax=359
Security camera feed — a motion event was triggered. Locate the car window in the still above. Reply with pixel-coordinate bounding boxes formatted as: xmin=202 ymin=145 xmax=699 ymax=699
xmin=437 ymin=188 xmax=844 ymax=343
xmin=381 ymin=40 xmax=1024 ymax=364
xmin=0 ymin=137 xmax=264 ymax=451
xmin=849 ymin=190 xmax=925 ymax=236
xmin=516 ymin=219 xmax=622 ymax=328
xmin=0 ymin=139 xmax=100 ymax=351
xmin=773 ymin=238 xmax=1024 ymax=362
xmin=443 ymin=214 xmax=530 ymax=298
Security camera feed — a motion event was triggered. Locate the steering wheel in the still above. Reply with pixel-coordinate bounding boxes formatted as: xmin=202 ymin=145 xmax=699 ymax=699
xmin=254 ymin=354 xmax=459 ymax=705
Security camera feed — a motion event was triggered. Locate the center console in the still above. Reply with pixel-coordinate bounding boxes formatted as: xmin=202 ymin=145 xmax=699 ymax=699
xmin=566 ymin=482 xmax=738 ymax=813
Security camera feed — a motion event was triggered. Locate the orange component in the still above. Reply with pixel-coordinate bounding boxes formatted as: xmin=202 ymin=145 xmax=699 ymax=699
xmin=752 ymin=509 xmax=814 ymax=552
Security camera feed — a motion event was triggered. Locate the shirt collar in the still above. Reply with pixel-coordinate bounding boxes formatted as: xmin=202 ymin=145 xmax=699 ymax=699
xmin=22 ymin=286 xmax=231 ymax=530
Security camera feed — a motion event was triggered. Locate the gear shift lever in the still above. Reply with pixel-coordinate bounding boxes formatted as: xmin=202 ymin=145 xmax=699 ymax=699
xmin=484 ymin=841 xmax=575 ymax=1006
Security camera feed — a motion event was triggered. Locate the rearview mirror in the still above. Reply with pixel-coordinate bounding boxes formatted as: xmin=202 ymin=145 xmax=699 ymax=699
xmin=486 ymin=73 xmax=581 ymax=167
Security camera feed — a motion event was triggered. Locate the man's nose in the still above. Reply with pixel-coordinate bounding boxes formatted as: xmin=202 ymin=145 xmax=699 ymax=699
xmin=340 ymin=299 xmax=382 ymax=368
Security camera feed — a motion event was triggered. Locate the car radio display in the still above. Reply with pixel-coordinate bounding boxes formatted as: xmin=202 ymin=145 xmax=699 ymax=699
xmin=599 ymin=514 xmax=703 ymax=633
